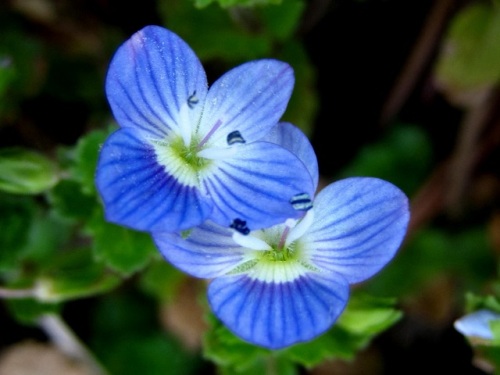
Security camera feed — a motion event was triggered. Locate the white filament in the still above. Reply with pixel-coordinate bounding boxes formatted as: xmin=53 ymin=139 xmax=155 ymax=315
xmin=285 ymin=209 xmax=315 ymax=247
xmin=197 ymin=146 xmax=237 ymax=160
xmin=232 ymin=232 xmax=272 ymax=251
xmin=177 ymin=103 xmax=192 ymax=147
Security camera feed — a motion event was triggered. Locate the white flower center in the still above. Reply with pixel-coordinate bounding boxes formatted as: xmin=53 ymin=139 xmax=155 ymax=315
xmin=228 ymin=210 xmax=319 ymax=283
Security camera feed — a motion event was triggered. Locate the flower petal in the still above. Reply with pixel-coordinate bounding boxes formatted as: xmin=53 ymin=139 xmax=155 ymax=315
xmin=197 ymin=60 xmax=294 ymax=147
xmin=303 ymin=177 xmax=409 ymax=284
xmin=208 ymin=272 xmax=349 ymax=349
xmin=202 ymin=142 xmax=315 ymax=232
xmin=106 ymin=25 xmax=208 ymax=140
xmin=95 ymin=128 xmax=213 ymax=232
xmin=262 ymin=122 xmax=319 ymax=190
xmin=454 ymin=309 xmax=500 ymax=340
xmin=152 ymin=221 xmax=246 ymax=278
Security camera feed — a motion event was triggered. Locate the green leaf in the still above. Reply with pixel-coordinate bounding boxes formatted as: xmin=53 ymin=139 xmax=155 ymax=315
xmin=87 ymin=208 xmax=158 ymax=276
xmin=282 ymin=294 xmax=401 ymax=367
xmin=0 ymin=197 xmax=73 ymax=276
xmin=203 ymin=313 xmax=273 ymax=372
xmin=48 ymin=179 xmax=97 ymax=220
xmin=490 ymin=320 xmax=500 ymax=346
xmin=71 ymin=128 xmax=112 ymax=195
xmin=219 ymin=355 xmax=298 ymax=375
xmin=464 ymin=293 xmax=500 ymax=315
xmin=259 ymin=0 xmax=305 ymax=41
xmin=0 ymin=194 xmax=34 ymax=272
xmin=36 ymin=248 xmax=121 ymax=303
xmin=0 ymin=148 xmax=59 ymax=195
xmin=337 ymin=293 xmax=402 ymax=335
xmin=139 ymin=260 xmax=186 ymax=302
xmin=282 ymin=326 xmax=369 ymax=367
xmin=19 ymin=210 xmax=72 ymax=267
xmin=435 ymin=3 xmax=500 ymax=89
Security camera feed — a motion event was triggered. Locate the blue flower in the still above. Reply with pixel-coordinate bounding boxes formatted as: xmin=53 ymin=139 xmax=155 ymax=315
xmin=96 ymin=26 xmax=315 ymax=233
xmin=454 ymin=309 xmax=500 ymax=341
xmin=153 ymin=123 xmax=410 ymax=349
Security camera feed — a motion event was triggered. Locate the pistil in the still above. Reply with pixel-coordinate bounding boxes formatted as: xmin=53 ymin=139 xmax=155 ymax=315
xmin=277 ymin=219 xmax=297 ymax=251
xmin=197 ymin=119 xmax=222 ymax=150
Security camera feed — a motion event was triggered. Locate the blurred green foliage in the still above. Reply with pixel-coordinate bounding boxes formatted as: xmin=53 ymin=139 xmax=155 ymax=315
xmin=340 ymin=124 xmax=432 ymax=195
xmin=0 ymin=148 xmax=59 ymax=195
xmin=435 ymin=2 xmax=500 ymax=90
xmin=91 ymin=291 xmax=202 ymax=375
xmin=365 ymin=227 xmax=496 ymax=298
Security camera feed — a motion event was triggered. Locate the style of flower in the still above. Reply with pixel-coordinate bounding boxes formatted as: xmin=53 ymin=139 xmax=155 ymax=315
xmin=153 ymin=123 xmax=410 ymax=349
xmin=454 ymin=309 xmax=500 ymax=341
xmin=96 ymin=26 xmax=314 ymax=233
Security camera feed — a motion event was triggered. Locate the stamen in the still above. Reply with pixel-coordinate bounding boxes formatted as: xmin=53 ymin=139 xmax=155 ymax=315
xmin=285 ymin=209 xmax=315 ymax=247
xmin=230 ymin=218 xmax=250 ymax=235
xmin=276 ymin=219 xmax=298 ymax=251
xmin=178 ymin=102 xmax=192 ymax=147
xmin=227 ymin=131 xmax=245 ymax=145
xmin=187 ymin=91 xmax=199 ymax=109
xmin=277 ymin=226 xmax=291 ymax=251
xmin=284 ymin=218 xmax=297 ymax=228
xmin=197 ymin=146 xmax=237 ymax=160
xmin=290 ymin=193 xmax=313 ymax=211
xmin=197 ymin=119 xmax=222 ymax=150
xmin=232 ymin=232 xmax=272 ymax=251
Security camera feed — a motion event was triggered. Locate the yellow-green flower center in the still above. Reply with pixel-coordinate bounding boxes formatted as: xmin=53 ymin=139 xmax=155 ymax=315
xmin=227 ymin=212 xmax=319 ymax=283
xmin=152 ymin=135 xmax=213 ymax=187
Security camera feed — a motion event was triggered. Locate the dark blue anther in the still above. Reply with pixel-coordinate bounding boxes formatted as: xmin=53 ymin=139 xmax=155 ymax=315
xmin=227 ymin=130 xmax=245 ymax=145
xmin=230 ymin=218 xmax=250 ymax=235
xmin=187 ymin=91 xmax=199 ymax=109
xmin=290 ymin=193 xmax=313 ymax=211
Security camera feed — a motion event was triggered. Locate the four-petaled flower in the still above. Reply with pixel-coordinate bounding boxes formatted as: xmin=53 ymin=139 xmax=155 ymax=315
xmin=153 ymin=123 xmax=410 ymax=349
xmin=96 ymin=26 xmax=314 ymax=233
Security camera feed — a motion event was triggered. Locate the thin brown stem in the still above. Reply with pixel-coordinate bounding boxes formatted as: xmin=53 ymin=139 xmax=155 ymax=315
xmin=446 ymin=88 xmax=498 ymax=216
xmin=380 ymin=0 xmax=455 ymax=124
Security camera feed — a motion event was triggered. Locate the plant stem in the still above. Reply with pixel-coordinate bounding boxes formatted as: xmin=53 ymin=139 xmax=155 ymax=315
xmin=38 ymin=314 xmax=109 ymax=375
xmin=0 ymin=287 xmax=36 ymax=298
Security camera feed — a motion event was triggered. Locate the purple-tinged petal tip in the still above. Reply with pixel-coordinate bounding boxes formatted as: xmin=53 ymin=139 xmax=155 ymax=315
xmin=105 ymin=25 xmax=208 ymax=139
